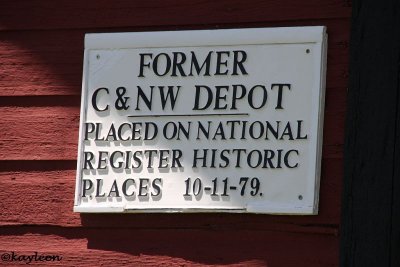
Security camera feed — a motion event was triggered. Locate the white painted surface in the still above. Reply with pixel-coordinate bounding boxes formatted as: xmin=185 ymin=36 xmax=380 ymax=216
xmin=74 ymin=26 xmax=327 ymax=214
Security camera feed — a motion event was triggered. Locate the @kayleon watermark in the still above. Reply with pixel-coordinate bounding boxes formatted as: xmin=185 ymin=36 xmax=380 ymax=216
xmin=1 ymin=252 xmax=62 ymax=264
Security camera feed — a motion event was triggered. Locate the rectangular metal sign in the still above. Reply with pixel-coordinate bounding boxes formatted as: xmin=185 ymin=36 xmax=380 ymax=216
xmin=74 ymin=26 xmax=327 ymax=214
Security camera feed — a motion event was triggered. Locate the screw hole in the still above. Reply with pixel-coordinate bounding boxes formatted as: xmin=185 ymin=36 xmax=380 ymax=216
xmin=306 ymin=49 xmax=310 ymax=54
xmin=96 ymin=54 xmax=100 ymax=59
xmin=298 ymin=195 xmax=303 ymax=200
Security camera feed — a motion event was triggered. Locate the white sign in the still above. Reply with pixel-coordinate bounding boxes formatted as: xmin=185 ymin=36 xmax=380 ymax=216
xmin=74 ymin=27 xmax=327 ymax=214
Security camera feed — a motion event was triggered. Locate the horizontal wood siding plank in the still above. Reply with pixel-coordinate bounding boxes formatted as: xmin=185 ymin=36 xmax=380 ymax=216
xmin=0 ymin=0 xmax=350 ymax=31
xmin=0 ymin=20 xmax=349 ymax=96
xmin=0 ymin=230 xmax=338 ymax=266
xmin=0 ymin=106 xmax=344 ymax=160
xmin=0 ymin=107 xmax=79 ymax=161
xmin=0 ymin=159 xmax=341 ymax=227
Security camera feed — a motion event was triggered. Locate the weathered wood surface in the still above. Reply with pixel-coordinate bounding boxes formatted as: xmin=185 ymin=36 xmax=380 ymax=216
xmin=0 ymin=106 xmax=345 ymax=160
xmin=0 ymin=166 xmax=342 ymax=227
xmin=0 ymin=20 xmax=349 ymax=96
xmin=0 ymin=0 xmax=350 ymax=31
xmin=0 ymin=230 xmax=338 ymax=266
xmin=0 ymin=0 xmax=349 ymax=266
xmin=340 ymin=0 xmax=400 ymax=266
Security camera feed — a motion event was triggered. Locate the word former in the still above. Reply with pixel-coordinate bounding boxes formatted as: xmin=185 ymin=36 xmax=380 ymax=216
xmin=138 ymin=50 xmax=248 ymax=77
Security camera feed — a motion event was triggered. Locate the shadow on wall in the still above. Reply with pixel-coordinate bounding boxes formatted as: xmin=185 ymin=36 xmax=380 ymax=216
xmin=79 ymin=213 xmax=338 ymax=266
xmin=0 ymin=214 xmax=338 ymax=266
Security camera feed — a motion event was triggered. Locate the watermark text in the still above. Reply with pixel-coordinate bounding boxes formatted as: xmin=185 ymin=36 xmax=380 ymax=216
xmin=1 ymin=252 xmax=62 ymax=264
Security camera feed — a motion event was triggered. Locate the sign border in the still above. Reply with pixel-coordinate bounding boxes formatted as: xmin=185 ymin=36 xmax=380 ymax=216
xmin=74 ymin=26 xmax=327 ymax=214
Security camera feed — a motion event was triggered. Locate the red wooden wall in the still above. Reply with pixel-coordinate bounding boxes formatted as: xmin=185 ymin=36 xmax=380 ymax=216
xmin=0 ymin=1 xmax=350 ymax=266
